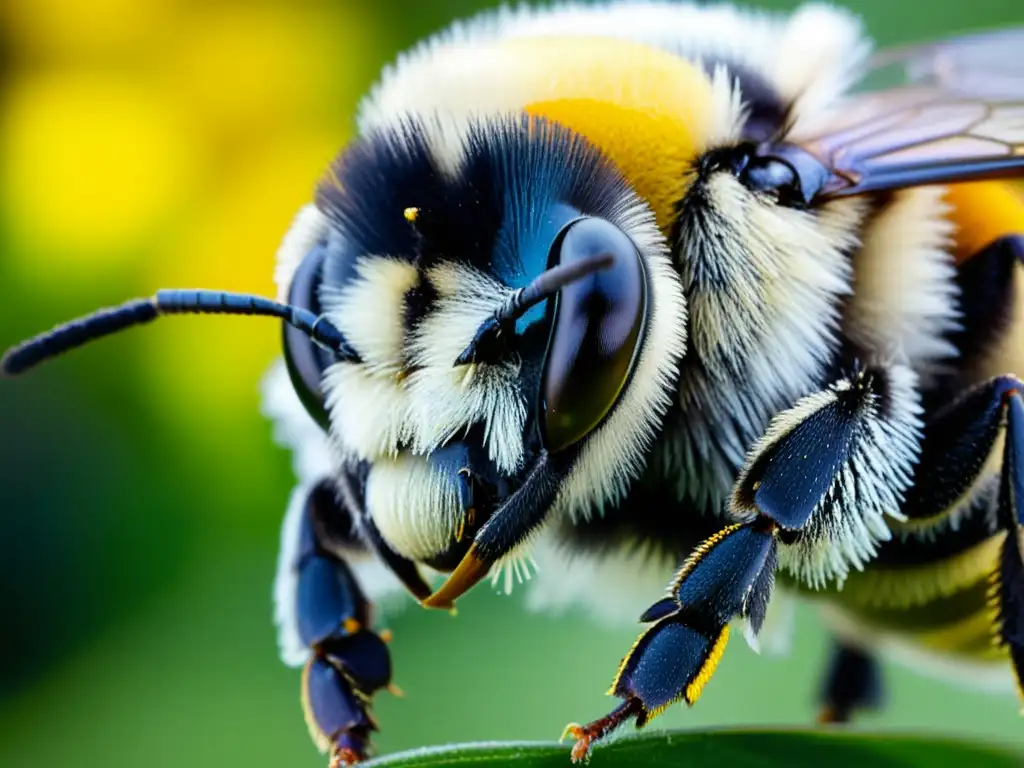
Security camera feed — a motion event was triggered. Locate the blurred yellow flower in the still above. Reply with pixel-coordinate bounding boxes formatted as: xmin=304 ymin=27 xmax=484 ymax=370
xmin=2 ymin=0 xmax=380 ymax=422
xmin=2 ymin=73 xmax=198 ymax=280
xmin=139 ymin=129 xmax=343 ymax=443
xmin=2 ymin=0 xmax=177 ymax=60
xmin=165 ymin=5 xmax=367 ymax=149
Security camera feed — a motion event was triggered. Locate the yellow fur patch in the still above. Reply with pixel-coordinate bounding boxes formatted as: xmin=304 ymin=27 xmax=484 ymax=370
xmin=945 ymin=181 xmax=1024 ymax=264
xmin=492 ymin=36 xmax=715 ymax=232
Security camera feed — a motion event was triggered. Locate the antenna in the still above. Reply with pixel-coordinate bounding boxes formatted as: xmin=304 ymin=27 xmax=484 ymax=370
xmin=2 ymin=289 xmax=359 ymax=377
xmin=454 ymin=253 xmax=614 ymax=367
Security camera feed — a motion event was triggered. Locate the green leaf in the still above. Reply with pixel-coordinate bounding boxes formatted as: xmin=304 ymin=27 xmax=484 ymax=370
xmin=364 ymin=729 xmax=1023 ymax=767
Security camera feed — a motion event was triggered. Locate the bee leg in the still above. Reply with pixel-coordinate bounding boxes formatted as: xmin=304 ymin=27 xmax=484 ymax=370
xmin=422 ymin=453 xmax=566 ymax=608
xmin=337 ymin=464 xmax=435 ymax=602
xmin=567 ymin=364 xmax=920 ymax=761
xmin=563 ymin=518 xmax=779 ymax=763
xmin=985 ymin=382 xmax=1024 ymax=706
xmin=817 ymin=642 xmax=884 ymax=724
xmin=277 ymin=478 xmax=394 ymax=766
xmin=892 ymin=374 xmax=1024 ymax=707
xmin=902 ymin=376 xmax=1023 ymax=523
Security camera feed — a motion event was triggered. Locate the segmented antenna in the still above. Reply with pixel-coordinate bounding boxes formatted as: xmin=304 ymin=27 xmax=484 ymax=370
xmin=1 ymin=290 xmax=359 ymax=377
xmin=454 ymin=253 xmax=614 ymax=366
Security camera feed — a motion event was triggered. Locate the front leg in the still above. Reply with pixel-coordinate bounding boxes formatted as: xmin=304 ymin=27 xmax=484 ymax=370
xmin=276 ymin=477 xmax=397 ymax=765
xmin=565 ymin=364 xmax=923 ymax=761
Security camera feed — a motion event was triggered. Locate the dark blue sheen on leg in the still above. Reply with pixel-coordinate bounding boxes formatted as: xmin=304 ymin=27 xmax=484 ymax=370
xmin=612 ymin=620 xmax=725 ymax=718
xmin=1006 ymin=391 xmax=1024 ymax=527
xmin=302 ymin=657 xmax=372 ymax=752
xmin=988 ymin=384 xmax=1024 ymax=706
xmin=737 ymin=397 xmax=861 ymax=530
xmin=598 ymin=521 xmax=778 ymax=735
xmin=321 ymin=630 xmax=393 ymax=695
xmin=297 ymin=555 xmax=361 ymax=648
xmin=638 ymin=597 xmax=680 ymax=624
xmin=673 ymin=523 xmax=777 ymax=623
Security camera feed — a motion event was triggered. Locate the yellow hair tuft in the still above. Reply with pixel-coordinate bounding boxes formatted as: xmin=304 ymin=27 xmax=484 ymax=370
xmin=685 ymin=624 xmax=730 ymax=706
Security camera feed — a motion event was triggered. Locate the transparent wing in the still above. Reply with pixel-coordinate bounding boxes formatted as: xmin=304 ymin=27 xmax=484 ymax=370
xmin=788 ymin=27 xmax=1024 ymax=200
xmin=867 ymin=27 xmax=1024 ymax=97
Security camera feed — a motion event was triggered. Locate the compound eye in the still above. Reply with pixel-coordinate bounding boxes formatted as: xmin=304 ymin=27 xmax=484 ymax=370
xmin=540 ymin=217 xmax=648 ymax=453
xmin=283 ymin=245 xmax=334 ymax=431
xmin=741 ymin=155 xmax=805 ymax=206
xmin=744 ymin=157 xmax=795 ymax=189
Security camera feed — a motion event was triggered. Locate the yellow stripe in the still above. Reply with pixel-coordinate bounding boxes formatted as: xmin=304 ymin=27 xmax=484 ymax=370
xmin=912 ymin=607 xmax=1004 ymax=658
xmin=834 ymin=533 xmax=1005 ymax=610
xmin=685 ymin=625 xmax=730 ymax=706
xmin=608 ymin=622 xmax=732 ymax=721
xmin=642 ymin=624 xmax=731 ymax=725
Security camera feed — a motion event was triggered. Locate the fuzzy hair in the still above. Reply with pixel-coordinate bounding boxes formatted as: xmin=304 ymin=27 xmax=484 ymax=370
xmin=736 ymin=365 xmax=924 ymax=588
xmin=360 ymin=2 xmax=870 ymax=143
xmin=844 ymin=186 xmax=961 ymax=385
xmin=554 ymin=194 xmax=688 ymax=524
xmin=314 ymin=113 xmax=686 ymax=561
xmin=364 ymin=453 xmax=464 ymax=562
xmin=261 ymin=361 xmax=408 ymax=667
xmin=273 ymin=204 xmax=330 ymax=303
xmin=661 ymin=182 xmax=866 ymax=510
xmin=405 ymin=262 xmax=527 ymax=476
xmin=320 ymin=256 xmax=420 ymax=462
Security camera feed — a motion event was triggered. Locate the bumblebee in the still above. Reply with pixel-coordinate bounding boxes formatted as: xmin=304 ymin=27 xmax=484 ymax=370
xmin=4 ymin=2 xmax=1024 ymax=764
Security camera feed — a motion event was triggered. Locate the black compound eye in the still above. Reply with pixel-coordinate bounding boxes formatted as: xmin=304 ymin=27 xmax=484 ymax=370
xmin=743 ymin=156 xmax=798 ymax=196
xmin=283 ymin=245 xmax=335 ymax=431
xmin=540 ymin=217 xmax=648 ymax=453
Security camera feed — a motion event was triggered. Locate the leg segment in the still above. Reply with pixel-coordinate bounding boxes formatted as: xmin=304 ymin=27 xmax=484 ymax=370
xmin=566 ymin=364 xmax=922 ymax=761
xmin=986 ymin=381 xmax=1024 ymax=702
xmin=563 ymin=519 xmax=778 ymax=762
xmin=276 ymin=478 xmax=395 ymax=766
xmin=817 ymin=641 xmax=884 ymax=724
xmin=810 ymin=378 xmax=1024 ymax=727
xmin=902 ymin=375 xmax=1024 ymax=525
xmin=854 ymin=374 xmax=1024 ymax=707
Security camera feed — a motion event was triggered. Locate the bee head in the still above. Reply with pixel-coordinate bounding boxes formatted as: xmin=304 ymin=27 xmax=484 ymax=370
xmin=276 ymin=115 xmax=687 ymax=599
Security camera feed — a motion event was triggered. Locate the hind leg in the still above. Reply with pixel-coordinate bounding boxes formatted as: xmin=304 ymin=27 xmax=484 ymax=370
xmin=817 ymin=640 xmax=884 ymax=724
xmin=275 ymin=478 xmax=395 ymax=765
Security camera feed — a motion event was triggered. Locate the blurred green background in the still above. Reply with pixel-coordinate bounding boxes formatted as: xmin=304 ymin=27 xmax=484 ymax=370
xmin=1 ymin=1 xmax=1023 ymax=766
